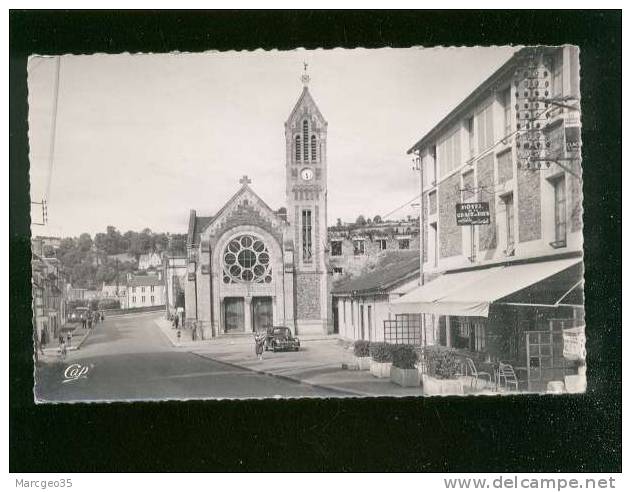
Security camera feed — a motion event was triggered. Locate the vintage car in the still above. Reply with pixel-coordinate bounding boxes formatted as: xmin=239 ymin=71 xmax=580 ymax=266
xmin=264 ymin=326 xmax=300 ymax=352
xmin=68 ymin=306 xmax=89 ymax=323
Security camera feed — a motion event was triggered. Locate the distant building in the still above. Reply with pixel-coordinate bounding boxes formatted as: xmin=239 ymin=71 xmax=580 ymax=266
xmin=126 ymin=272 xmax=165 ymax=309
xmin=327 ymin=217 xmax=419 ymax=278
xmin=138 ymin=252 xmax=162 ymax=271
xmin=101 ymin=282 xmax=128 ymax=309
xmin=32 ymin=239 xmax=68 ymax=347
xmin=332 ymin=250 xmax=420 ymax=342
xmin=34 ymin=235 xmax=62 ymax=250
xmin=163 ymin=254 xmax=187 ymax=317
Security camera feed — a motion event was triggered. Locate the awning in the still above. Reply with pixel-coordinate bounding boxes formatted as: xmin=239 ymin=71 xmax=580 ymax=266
xmin=390 ymin=257 xmax=583 ymax=318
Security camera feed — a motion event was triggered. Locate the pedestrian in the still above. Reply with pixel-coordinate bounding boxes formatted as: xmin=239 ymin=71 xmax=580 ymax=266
xmin=66 ymin=331 xmax=73 ymax=349
xmin=58 ymin=334 xmax=67 ymax=360
xmin=254 ymin=332 xmax=265 ymax=360
xmin=88 ymin=316 xmax=92 ymax=330
xmin=174 ymin=315 xmax=179 ymax=330
xmin=81 ymin=315 xmax=86 ymax=330
xmin=101 ymin=311 xmax=105 ymax=322
xmin=191 ymin=323 xmax=197 ymax=341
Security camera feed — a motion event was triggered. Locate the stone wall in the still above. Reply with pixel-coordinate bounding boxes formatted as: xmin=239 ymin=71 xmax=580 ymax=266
xmin=296 ymin=272 xmax=321 ymax=319
xmin=477 ymin=154 xmax=497 ymax=251
xmin=517 ymin=170 xmax=542 ymax=242
xmin=439 ymin=173 xmax=462 ymax=258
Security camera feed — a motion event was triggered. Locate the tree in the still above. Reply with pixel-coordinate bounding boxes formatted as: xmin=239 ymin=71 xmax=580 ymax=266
xmin=355 ymin=215 xmax=367 ymax=226
xmin=336 ymin=218 xmax=342 ymax=227
xmin=77 ymin=233 xmax=93 ymax=252
xmin=373 ymin=215 xmax=383 ymax=224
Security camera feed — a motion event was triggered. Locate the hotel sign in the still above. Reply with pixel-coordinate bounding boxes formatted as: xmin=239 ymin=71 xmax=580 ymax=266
xmin=456 ymin=202 xmax=491 ymax=226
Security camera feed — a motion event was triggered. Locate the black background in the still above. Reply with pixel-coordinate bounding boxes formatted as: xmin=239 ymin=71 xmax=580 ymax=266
xmin=9 ymin=10 xmax=622 ymax=472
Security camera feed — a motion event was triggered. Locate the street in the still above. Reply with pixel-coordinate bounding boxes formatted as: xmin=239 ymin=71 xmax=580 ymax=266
xmin=34 ymin=311 xmax=342 ymax=402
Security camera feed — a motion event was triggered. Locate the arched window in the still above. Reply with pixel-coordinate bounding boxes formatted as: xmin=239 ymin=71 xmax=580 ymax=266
xmin=303 ymin=120 xmax=309 ymax=161
xmin=311 ymin=134 xmax=317 ymax=161
xmin=295 ymin=135 xmax=301 ymax=162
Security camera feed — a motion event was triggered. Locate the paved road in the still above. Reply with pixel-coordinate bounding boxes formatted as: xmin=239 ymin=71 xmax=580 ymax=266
xmin=34 ymin=311 xmax=340 ymax=402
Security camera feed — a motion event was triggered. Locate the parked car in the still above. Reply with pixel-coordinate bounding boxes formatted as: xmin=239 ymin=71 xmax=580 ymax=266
xmin=265 ymin=326 xmax=300 ymax=352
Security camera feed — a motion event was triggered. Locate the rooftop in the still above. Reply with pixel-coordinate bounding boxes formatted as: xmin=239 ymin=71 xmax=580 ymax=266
xmin=332 ymin=250 xmax=420 ymax=295
xmin=127 ymin=275 xmax=163 ymax=288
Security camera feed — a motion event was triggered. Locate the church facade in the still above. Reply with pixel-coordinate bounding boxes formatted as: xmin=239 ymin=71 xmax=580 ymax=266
xmin=184 ymin=78 xmax=331 ymax=338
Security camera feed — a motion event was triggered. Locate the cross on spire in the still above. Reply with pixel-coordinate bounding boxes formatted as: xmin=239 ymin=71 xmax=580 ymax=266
xmin=301 ymin=61 xmax=310 ymax=87
xmin=239 ymin=175 xmax=252 ymax=185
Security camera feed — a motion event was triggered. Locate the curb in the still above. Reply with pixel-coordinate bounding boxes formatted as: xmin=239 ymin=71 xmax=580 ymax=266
xmin=189 ymin=351 xmax=371 ymax=397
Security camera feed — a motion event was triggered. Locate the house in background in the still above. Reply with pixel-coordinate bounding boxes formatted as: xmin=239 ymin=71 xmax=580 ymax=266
xmin=138 ymin=252 xmax=163 ymax=271
xmin=332 ymin=250 xmax=420 ymax=342
xmin=126 ymin=272 xmax=165 ymax=309
xmin=163 ymin=254 xmax=187 ymax=318
xmin=327 ymin=217 xmax=419 ymax=278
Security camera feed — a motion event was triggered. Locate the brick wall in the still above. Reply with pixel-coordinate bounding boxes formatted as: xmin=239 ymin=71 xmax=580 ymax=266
xmin=439 ymin=173 xmax=462 ymax=258
xmin=296 ymin=273 xmax=321 ymax=319
xmin=477 ymin=154 xmax=497 ymax=250
xmin=517 ymin=169 xmax=542 ymax=242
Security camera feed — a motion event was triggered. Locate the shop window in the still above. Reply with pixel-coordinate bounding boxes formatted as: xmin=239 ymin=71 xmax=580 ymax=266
xmin=476 ymin=103 xmax=494 ymax=152
xmin=466 ymin=116 xmax=475 ymax=159
xmin=330 ymin=240 xmax=342 ymax=256
xmin=500 ymin=87 xmax=512 ymax=137
xmin=502 ymin=193 xmax=515 ymax=255
xmin=452 ymin=318 xmax=486 ymax=352
xmin=353 ymin=239 xmax=365 ymax=256
xmin=398 ymin=239 xmax=410 ymax=250
xmin=377 ymin=239 xmax=387 ymax=250
xmin=429 ymin=190 xmax=437 ymax=215
xmin=551 ymin=175 xmax=567 ymax=247
xmin=431 ymin=223 xmax=438 ymax=267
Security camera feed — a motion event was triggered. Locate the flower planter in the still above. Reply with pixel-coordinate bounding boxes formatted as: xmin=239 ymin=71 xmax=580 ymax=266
xmin=370 ymin=360 xmax=392 ymax=378
xmin=356 ymin=356 xmax=371 ymax=371
xmin=391 ymin=366 xmax=421 ymax=387
xmin=422 ymin=374 xmax=464 ymax=396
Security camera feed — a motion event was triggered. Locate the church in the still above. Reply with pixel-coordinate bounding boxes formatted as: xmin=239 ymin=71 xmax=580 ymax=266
xmin=184 ymin=70 xmax=332 ymax=338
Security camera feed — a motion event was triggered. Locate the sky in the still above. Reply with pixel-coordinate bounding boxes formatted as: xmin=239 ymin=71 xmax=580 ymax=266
xmin=28 ymin=46 xmax=517 ymax=238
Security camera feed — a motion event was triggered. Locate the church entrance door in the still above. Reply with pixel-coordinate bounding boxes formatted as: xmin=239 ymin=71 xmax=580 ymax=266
xmin=252 ymin=297 xmax=273 ymax=333
xmin=224 ymin=297 xmax=245 ymax=333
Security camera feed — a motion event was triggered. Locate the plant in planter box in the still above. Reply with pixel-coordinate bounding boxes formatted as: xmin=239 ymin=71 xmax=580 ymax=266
xmin=391 ymin=344 xmax=421 ymax=387
xmin=422 ymin=346 xmax=464 ymax=395
xmin=369 ymin=342 xmax=394 ymax=378
xmin=353 ymin=340 xmax=371 ymax=370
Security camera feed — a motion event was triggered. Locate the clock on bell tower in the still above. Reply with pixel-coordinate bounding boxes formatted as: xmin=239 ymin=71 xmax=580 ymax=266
xmin=284 ymin=64 xmax=330 ymax=334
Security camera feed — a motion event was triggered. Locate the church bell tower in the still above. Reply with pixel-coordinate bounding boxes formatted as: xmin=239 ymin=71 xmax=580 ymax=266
xmin=284 ymin=64 xmax=330 ymax=334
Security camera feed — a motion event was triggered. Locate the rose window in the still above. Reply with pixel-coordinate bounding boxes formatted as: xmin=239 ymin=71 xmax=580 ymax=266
xmin=222 ymin=234 xmax=272 ymax=284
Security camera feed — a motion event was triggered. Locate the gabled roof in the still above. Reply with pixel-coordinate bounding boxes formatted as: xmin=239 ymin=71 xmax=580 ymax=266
xmin=332 ymin=250 xmax=420 ymax=296
xmin=127 ymin=275 xmax=163 ymax=288
xmin=286 ymin=87 xmax=327 ymax=127
xmin=187 ymin=210 xmax=214 ymax=248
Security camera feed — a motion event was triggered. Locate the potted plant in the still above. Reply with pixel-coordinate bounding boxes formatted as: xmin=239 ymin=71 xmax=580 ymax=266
xmin=353 ymin=340 xmax=371 ymax=370
xmin=390 ymin=344 xmax=421 ymax=387
xmin=369 ymin=342 xmax=393 ymax=378
xmin=421 ymin=346 xmax=465 ymax=396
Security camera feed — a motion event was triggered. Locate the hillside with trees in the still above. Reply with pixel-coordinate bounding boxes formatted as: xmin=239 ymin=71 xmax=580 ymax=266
xmin=40 ymin=226 xmax=187 ymax=290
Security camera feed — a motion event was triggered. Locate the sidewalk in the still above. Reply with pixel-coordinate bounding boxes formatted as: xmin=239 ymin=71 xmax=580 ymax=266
xmin=156 ymin=317 xmax=423 ymax=397
xmin=41 ymin=322 xmax=93 ymax=355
